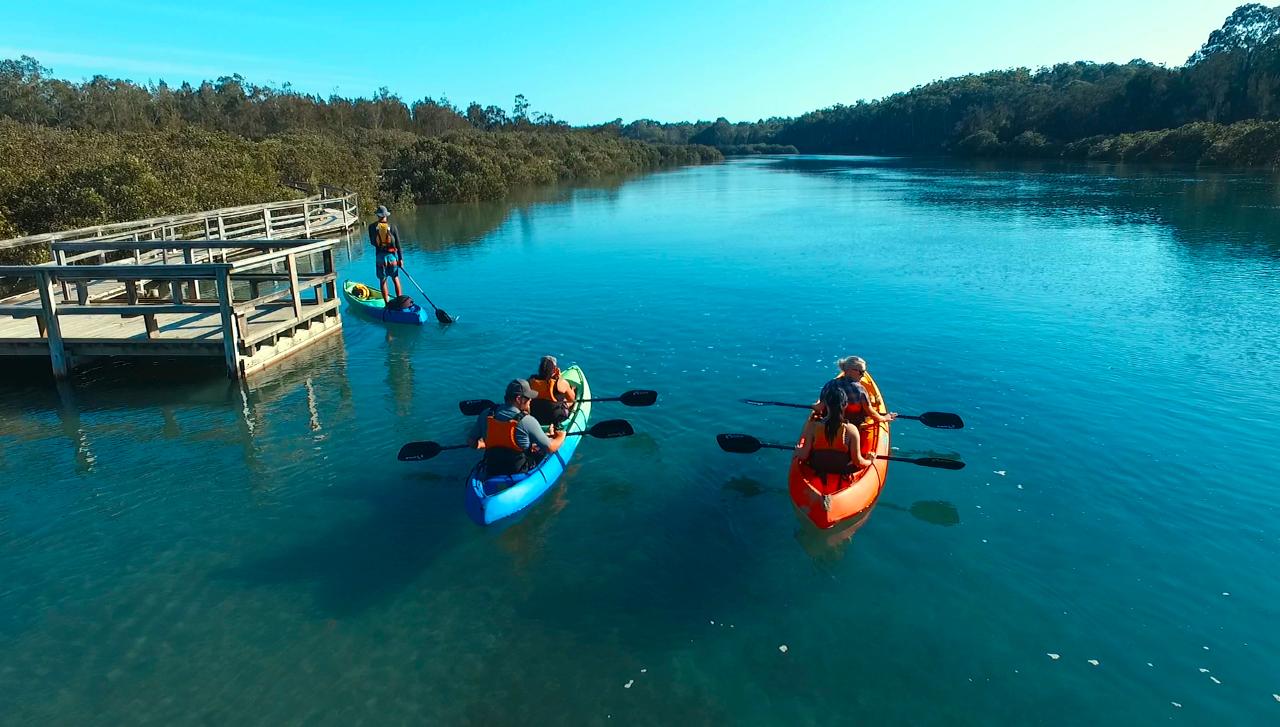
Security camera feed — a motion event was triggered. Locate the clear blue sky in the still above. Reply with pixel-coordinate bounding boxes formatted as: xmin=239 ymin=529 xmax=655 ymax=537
xmin=0 ymin=0 xmax=1247 ymax=124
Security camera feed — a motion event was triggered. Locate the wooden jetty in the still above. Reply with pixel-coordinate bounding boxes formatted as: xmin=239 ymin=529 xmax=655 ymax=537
xmin=0 ymin=189 xmax=361 ymax=379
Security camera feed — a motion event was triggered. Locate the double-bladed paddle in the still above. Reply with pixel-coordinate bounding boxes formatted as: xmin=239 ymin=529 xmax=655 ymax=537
xmin=714 ymin=433 xmax=966 ymax=470
xmin=399 ymin=267 xmax=455 ymax=324
xmin=739 ymin=399 xmax=964 ymax=430
xmin=458 ymin=389 xmax=658 ymax=417
xmin=397 ymin=418 xmax=636 ymax=461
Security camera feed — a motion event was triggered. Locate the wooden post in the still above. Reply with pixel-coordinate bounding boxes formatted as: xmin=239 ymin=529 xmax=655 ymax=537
xmin=215 ymin=268 xmax=242 ymax=379
xmin=217 ymin=215 xmax=227 ymax=240
xmin=285 ymin=253 xmax=303 ymax=320
xmin=76 ymin=282 xmax=89 ymax=305
xmin=263 ymin=208 xmax=274 ymax=239
xmin=303 ymin=200 xmax=312 ymax=238
xmin=54 ymin=247 xmax=70 ymax=300
xmin=324 ymin=248 xmax=337 ymax=301
xmin=36 ymin=271 xmax=69 ymax=378
xmin=183 ymin=248 xmax=197 ymax=300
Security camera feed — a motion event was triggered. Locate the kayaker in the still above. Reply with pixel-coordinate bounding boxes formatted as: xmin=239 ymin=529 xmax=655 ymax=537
xmin=813 ymin=356 xmax=897 ymax=427
xmin=367 ymin=205 xmax=404 ymax=304
xmin=468 ymin=379 xmax=566 ymax=476
xmin=795 ymin=385 xmax=876 ymax=474
xmin=528 ymin=355 xmax=576 ymax=432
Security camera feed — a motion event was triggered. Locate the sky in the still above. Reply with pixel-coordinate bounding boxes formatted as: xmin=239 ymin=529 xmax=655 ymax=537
xmin=0 ymin=0 xmax=1250 ymax=124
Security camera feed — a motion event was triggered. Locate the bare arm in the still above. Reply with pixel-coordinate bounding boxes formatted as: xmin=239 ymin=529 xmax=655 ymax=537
xmin=848 ymin=423 xmax=874 ymax=468
xmin=793 ymin=420 xmax=815 ymax=461
xmin=558 ymin=379 xmax=576 ymax=403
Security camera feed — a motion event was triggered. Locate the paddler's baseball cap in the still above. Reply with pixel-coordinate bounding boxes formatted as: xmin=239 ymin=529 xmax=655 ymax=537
xmin=505 ymin=378 xmax=537 ymax=403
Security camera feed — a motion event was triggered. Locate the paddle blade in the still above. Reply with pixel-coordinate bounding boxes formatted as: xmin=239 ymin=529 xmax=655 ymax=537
xmin=909 ymin=457 xmax=966 ymax=470
xmin=587 ymin=419 xmax=634 ymax=439
xmin=398 ymin=441 xmax=443 ymax=461
xmin=619 ymin=390 xmax=658 ymax=407
xmin=716 ymin=433 xmax=764 ymax=454
xmin=918 ymin=412 xmax=965 ymax=430
xmin=435 ymin=308 xmax=454 ymax=324
xmin=459 ymin=399 xmax=495 ymax=416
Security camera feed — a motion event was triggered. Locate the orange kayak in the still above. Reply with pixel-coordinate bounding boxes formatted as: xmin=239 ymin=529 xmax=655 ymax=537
xmin=788 ymin=372 xmax=891 ymax=529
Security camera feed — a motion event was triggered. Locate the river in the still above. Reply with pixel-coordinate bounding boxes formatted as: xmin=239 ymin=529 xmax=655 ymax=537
xmin=2 ymin=156 xmax=1278 ymax=724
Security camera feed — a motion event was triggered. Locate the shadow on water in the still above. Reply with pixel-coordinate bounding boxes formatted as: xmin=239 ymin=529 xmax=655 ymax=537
xmin=722 ymin=475 xmax=782 ymax=498
xmin=215 ymin=475 xmax=465 ymax=619
xmin=878 ymin=500 xmax=962 ymax=527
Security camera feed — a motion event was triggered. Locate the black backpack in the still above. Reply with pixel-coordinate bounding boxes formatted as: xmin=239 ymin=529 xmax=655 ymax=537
xmin=387 ymin=295 xmax=415 ymax=311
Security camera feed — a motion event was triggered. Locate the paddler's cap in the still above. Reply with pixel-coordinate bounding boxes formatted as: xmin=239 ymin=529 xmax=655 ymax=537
xmin=375 ymin=205 xmax=390 ymax=217
xmin=505 ymin=378 xmax=537 ymax=402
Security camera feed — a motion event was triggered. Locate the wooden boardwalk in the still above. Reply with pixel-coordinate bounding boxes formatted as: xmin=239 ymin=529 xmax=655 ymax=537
xmin=0 ymin=189 xmax=361 ymax=378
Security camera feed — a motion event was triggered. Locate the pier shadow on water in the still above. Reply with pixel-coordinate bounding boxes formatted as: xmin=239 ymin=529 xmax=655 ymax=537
xmin=214 ymin=473 xmax=466 ymax=619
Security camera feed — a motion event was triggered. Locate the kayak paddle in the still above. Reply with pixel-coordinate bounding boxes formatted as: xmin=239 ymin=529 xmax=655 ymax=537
xmin=714 ymin=433 xmax=966 ymax=470
xmin=398 ymin=419 xmax=636 ymax=461
xmin=739 ymin=400 xmax=964 ymax=430
xmin=458 ymin=389 xmax=658 ymax=416
xmin=399 ymin=266 xmax=455 ymax=324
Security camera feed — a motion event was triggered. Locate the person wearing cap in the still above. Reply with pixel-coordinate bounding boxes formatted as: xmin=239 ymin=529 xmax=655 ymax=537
xmin=813 ymin=356 xmax=897 ymax=427
xmin=467 ymin=379 xmax=567 ymax=476
xmin=367 ymin=205 xmax=404 ymax=303
xmin=527 ymin=355 xmax=576 ymax=432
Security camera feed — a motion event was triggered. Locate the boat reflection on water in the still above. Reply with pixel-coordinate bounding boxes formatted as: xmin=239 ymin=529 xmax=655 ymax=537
xmin=793 ymin=503 xmax=878 ymax=562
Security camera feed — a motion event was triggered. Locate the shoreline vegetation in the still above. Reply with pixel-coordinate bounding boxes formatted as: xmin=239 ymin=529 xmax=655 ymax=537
xmin=623 ymin=5 xmax=1280 ymax=168
xmin=0 ymin=60 xmax=720 ymax=265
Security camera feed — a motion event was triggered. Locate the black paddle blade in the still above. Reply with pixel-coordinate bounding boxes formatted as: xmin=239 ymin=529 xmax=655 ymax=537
xmin=716 ymin=433 xmax=764 ymax=454
xmin=587 ymin=419 xmax=635 ymax=438
xmin=619 ymin=390 xmax=658 ymax=406
xmin=917 ymin=412 xmax=964 ymax=430
xmin=459 ymin=399 xmax=496 ymax=416
xmin=435 ymin=308 xmax=454 ymax=324
xmin=398 ymin=441 xmax=443 ymax=461
xmin=908 ymin=457 xmax=966 ymax=470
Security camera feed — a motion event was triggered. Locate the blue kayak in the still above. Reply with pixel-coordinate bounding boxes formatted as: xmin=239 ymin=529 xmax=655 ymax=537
xmin=465 ymin=366 xmax=592 ymax=525
xmin=342 ymin=280 xmax=429 ymax=325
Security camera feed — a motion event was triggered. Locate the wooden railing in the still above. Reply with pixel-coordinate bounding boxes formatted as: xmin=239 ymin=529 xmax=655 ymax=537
xmin=0 ymin=238 xmax=340 ymax=378
xmin=0 ymin=188 xmax=357 ymax=264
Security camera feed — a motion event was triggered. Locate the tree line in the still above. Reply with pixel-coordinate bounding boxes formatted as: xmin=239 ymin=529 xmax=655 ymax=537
xmin=0 ymin=57 xmax=720 ymax=264
xmin=774 ymin=3 xmax=1280 ymax=164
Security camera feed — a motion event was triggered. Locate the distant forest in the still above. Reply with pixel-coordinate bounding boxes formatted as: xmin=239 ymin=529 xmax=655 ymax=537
xmin=624 ymin=4 xmax=1280 ymax=166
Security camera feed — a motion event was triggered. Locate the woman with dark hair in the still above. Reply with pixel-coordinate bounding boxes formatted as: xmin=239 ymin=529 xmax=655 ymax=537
xmin=794 ymin=383 xmax=875 ymax=474
xmin=528 ymin=355 xmax=577 ymax=432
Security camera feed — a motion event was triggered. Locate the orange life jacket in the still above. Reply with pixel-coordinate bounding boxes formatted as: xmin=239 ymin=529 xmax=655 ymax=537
xmin=528 ymin=371 xmax=560 ymax=401
xmin=375 ymin=222 xmax=398 ymax=254
xmin=484 ymin=416 xmax=523 ymax=451
xmin=807 ymin=423 xmax=856 ymax=475
xmin=833 ymin=373 xmax=872 ymax=421
xmin=813 ymin=425 xmax=849 ymax=451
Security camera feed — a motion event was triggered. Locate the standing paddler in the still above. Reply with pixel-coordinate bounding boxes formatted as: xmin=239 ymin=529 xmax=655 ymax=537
xmin=368 ymin=205 xmax=404 ymax=304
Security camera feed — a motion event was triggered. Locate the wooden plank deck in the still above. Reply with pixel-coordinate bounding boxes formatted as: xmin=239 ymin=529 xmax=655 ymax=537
xmin=0 ymin=191 xmax=359 ymax=379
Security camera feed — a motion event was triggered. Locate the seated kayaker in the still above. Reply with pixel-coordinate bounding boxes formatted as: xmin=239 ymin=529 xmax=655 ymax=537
xmin=812 ymin=356 xmax=897 ymax=428
xmin=527 ymin=355 xmax=576 ymax=432
xmin=795 ymin=386 xmax=876 ymax=474
xmin=468 ymin=379 xmax=566 ymax=476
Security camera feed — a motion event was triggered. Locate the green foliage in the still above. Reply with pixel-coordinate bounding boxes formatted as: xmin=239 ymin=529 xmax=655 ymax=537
xmin=0 ymin=60 xmax=720 ymax=248
xmin=387 ymin=131 xmax=720 ymax=204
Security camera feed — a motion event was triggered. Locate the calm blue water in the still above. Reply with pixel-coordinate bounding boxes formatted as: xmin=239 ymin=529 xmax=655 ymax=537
xmin=2 ymin=157 xmax=1279 ymax=724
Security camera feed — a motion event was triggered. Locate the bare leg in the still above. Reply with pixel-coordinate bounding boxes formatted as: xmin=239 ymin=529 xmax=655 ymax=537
xmin=393 ymin=276 xmax=403 ymax=297
xmin=381 ymin=278 xmax=390 ymax=303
